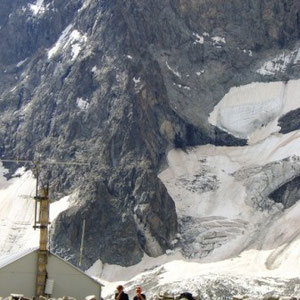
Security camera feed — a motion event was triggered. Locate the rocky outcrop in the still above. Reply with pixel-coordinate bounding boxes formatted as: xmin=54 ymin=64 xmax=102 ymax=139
xmin=234 ymin=156 xmax=300 ymax=211
xmin=270 ymin=176 xmax=300 ymax=209
xmin=279 ymin=108 xmax=300 ymax=134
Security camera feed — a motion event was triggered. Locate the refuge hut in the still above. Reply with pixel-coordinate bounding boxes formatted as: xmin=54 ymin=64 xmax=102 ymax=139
xmin=0 ymin=248 xmax=102 ymax=299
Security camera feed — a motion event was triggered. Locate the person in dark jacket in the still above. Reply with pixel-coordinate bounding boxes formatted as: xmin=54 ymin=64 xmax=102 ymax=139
xmin=133 ymin=286 xmax=146 ymax=300
xmin=115 ymin=285 xmax=129 ymax=300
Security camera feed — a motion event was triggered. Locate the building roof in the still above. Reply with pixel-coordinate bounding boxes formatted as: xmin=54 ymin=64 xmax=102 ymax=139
xmin=0 ymin=248 xmax=104 ymax=287
xmin=0 ymin=247 xmax=38 ymax=269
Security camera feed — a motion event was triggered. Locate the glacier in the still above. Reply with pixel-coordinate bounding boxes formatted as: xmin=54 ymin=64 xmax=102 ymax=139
xmin=86 ymin=79 xmax=300 ymax=299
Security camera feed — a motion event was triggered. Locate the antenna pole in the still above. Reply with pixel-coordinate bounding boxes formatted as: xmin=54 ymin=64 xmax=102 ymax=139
xmin=35 ymin=185 xmax=50 ymax=297
xmin=79 ymin=219 xmax=86 ymax=267
xmin=33 ymin=163 xmax=40 ymax=230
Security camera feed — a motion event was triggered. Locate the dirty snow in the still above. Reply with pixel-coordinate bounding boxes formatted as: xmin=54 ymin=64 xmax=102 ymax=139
xmin=209 ymin=79 xmax=300 ymax=143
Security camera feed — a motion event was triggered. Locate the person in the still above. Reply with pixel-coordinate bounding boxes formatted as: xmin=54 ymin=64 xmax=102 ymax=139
xmin=115 ymin=285 xmax=129 ymax=300
xmin=133 ymin=286 xmax=146 ymax=300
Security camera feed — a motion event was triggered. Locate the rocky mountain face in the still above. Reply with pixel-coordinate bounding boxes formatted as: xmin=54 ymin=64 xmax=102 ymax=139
xmin=0 ymin=0 xmax=300 ymax=269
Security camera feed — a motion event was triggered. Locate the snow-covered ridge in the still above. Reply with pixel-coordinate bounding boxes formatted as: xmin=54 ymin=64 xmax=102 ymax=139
xmin=209 ymin=80 xmax=300 ymax=143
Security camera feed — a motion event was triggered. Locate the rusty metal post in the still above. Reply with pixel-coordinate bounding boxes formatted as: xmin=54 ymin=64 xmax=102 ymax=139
xmin=35 ymin=186 xmax=50 ymax=297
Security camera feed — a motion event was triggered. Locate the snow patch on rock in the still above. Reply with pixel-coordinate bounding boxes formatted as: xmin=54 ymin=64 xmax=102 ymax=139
xmin=48 ymin=25 xmax=87 ymax=60
xmin=28 ymin=0 xmax=48 ymax=16
xmin=196 ymin=70 xmax=204 ymax=76
xmin=16 ymin=58 xmax=28 ymax=68
xmin=133 ymin=77 xmax=145 ymax=93
xmin=79 ymin=0 xmax=93 ymax=12
xmin=77 ymin=97 xmax=89 ymax=110
xmin=257 ymin=49 xmax=300 ymax=75
xmin=212 ymin=36 xmax=226 ymax=45
xmin=50 ymin=195 xmax=71 ymax=222
xmin=192 ymin=33 xmax=204 ymax=45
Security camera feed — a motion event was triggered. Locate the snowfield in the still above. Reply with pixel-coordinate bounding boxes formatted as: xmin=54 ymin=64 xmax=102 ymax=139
xmin=0 ymin=164 xmax=72 ymax=256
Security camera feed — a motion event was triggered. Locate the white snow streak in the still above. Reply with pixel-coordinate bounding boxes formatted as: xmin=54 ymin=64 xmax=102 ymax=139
xmin=16 ymin=58 xmax=28 ymax=68
xmin=166 ymin=62 xmax=181 ymax=78
xmin=48 ymin=25 xmax=87 ymax=60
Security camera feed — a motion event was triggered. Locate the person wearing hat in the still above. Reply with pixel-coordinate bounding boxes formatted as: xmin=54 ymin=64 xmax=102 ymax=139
xmin=133 ymin=286 xmax=146 ymax=300
xmin=115 ymin=285 xmax=129 ymax=300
